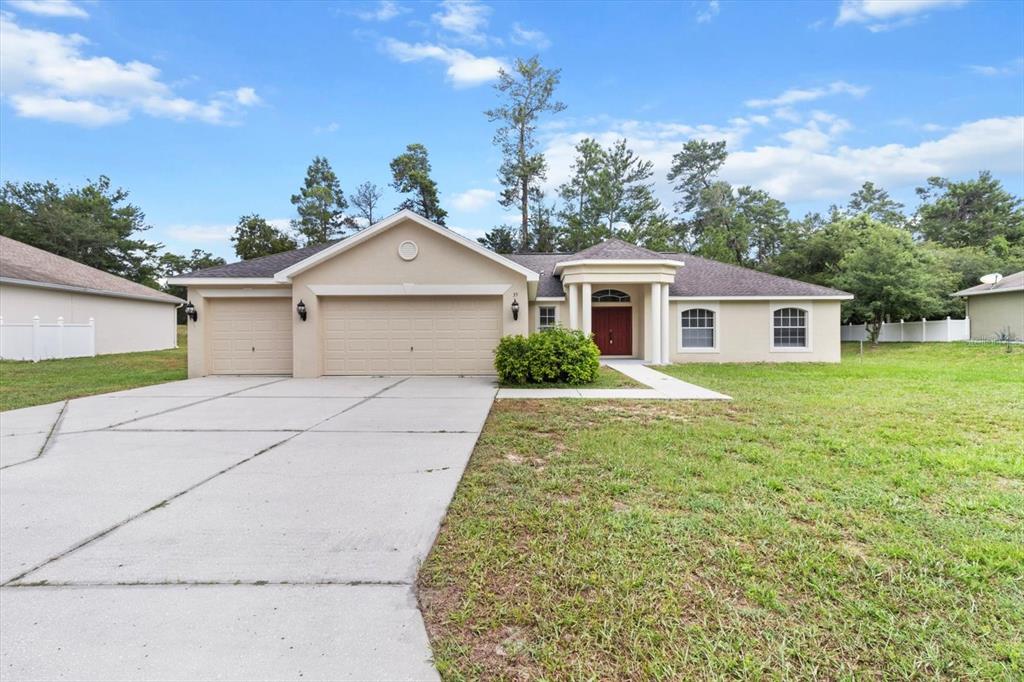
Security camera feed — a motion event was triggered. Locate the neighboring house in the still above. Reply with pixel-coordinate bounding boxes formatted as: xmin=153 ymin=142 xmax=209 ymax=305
xmin=168 ymin=210 xmax=852 ymax=378
xmin=0 ymin=235 xmax=182 ymax=356
xmin=952 ymin=271 xmax=1024 ymax=341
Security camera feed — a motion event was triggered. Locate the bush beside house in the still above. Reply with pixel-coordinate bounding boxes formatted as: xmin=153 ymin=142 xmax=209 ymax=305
xmin=495 ymin=328 xmax=600 ymax=385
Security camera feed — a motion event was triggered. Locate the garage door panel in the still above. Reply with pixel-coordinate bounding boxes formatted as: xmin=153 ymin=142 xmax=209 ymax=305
xmin=208 ymin=298 xmax=293 ymax=375
xmin=322 ymin=297 xmax=500 ymax=375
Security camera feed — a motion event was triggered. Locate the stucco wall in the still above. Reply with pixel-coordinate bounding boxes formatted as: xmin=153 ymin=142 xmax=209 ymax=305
xmin=668 ymin=299 xmax=842 ymax=363
xmin=529 ymin=283 xmax=648 ymax=358
xmin=0 ymin=283 xmax=178 ymax=355
xmin=966 ymin=291 xmax=1024 ymax=340
xmin=290 ymin=219 xmax=529 ymax=377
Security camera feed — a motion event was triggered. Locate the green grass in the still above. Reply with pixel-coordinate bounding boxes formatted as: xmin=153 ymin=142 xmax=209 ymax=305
xmin=0 ymin=326 xmax=187 ymax=411
xmin=499 ymin=365 xmax=643 ymax=389
xmin=419 ymin=343 xmax=1024 ymax=680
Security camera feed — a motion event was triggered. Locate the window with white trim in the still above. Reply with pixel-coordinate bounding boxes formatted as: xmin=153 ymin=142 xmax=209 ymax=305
xmin=680 ymin=308 xmax=715 ymax=348
xmin=538 ymin=306 xmax=557 ymax=330
xmin=773 ymin=307 xmax=807 ymax=348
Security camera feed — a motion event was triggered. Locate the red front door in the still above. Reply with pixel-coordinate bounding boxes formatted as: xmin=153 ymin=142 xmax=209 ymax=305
xmin=592 ymin=307 xmax=632 ymax=355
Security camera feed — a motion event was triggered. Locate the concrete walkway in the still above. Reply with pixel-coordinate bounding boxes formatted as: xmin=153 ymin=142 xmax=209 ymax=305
xmin=1 ymin=375 xmax=498 ymax=681
xmin=496 ymin=359 xmax=731 ymax=400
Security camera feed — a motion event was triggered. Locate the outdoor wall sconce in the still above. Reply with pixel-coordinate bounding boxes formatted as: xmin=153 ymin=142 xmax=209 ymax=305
xmin=296 ymin=299 xmax=308 ymax=321
xmin=511 ymin=296 xmax=520 ymax=321
xmin=185 ymin=301 xmax=198 ymax=322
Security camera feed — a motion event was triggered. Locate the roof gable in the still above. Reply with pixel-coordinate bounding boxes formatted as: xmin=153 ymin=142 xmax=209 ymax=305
xmin=572 ymin=238 xmax=667 ymax=260
xmin=274 ymin=210 xmax=538 ymax=282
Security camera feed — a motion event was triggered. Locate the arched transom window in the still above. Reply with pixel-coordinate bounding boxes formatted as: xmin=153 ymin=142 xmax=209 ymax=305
xmin=773 ymin=307 xmax=807 ymax=348
xmin=592 ymin=289 xmax=630 ymax=302
xmin=680 ymin=308 xmax=715 ymax=349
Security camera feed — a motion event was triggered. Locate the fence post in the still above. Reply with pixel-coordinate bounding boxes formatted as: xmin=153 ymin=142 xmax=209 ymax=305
xmin=945 ymin=316 xmax=952 ymax=342
xmin=921 ymin=318 xmax=926 ymax=342
xmin=32 ymin=315 xmax=41 ymax=362
xmin=88 ymin=317 xmax=96 ymax=356
xmin=965 ymin=316 xmax=971 ymax=340
xmin=0 ymin=316 xmax=4 ymax=359
xmin=57 ymin=316 xmax=65 ymax=358
xmin=899 ymin=319 xmax=904 ymax=342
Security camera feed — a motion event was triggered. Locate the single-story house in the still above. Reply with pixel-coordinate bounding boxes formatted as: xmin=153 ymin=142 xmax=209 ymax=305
xmin=0 ymin=235 xmax=182 ymax=356
xmin=952 ymin=271 xmax=1024 ymax=341
xmin=168 ymin=210 xmax=852 ymax=378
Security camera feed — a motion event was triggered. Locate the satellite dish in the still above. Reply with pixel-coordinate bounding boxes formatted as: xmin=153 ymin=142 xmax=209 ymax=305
xmin=980 ymin=273 xmax=1003 ymax=285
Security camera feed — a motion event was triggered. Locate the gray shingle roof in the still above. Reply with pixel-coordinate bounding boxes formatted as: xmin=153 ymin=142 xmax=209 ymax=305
xmin=953 ymin=271 xmax=1024 ymax=297
xmin=571 ymin=238 xmax=670 ymax=261
xmin=184 ymin=234 xmax=849 ymax=299
xmin=184 ymin=240 xmax=339 ymax=277
xmin=505 ymin=250 xmax=849 ymax=298
xmin=0 ymin=235 xmax=182 ymax=304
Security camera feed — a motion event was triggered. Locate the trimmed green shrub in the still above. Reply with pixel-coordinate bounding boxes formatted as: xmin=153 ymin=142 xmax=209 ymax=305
xmin=494 ymin=327 xmax=600 ymax=385
xmin=494 ymin=334 xmax=530 ymax=384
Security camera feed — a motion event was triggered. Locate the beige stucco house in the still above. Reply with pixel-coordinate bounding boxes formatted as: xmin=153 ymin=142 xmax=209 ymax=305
xmin=168 ymin=211 xmax=852 ymax=378
xmin=953 ymin=271 xmax=1024 ymax=341
xmin=0 ymin=235 xmax=182 ymax=356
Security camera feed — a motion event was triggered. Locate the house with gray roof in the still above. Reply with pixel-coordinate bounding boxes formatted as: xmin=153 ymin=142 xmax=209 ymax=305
xmin=168 ymin=210 xmax=852 ymax=378
xmin=0 ymin=235 xmax=182 ymax=357
xmin=952 ymin=271 xmax=1024 ymax=341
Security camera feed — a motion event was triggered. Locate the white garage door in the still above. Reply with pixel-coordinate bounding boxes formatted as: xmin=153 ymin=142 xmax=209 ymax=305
xmin=322 ymin=297 xmax=501 ymax=375
xmin=207 ymin=298 xmax=293 ymax=375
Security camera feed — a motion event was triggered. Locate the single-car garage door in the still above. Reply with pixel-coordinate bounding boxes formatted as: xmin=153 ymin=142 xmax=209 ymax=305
xmin=207 ymin=298 xmax=293 ymax=374
xmin=322 ymin=296 xmax=501 ymax=375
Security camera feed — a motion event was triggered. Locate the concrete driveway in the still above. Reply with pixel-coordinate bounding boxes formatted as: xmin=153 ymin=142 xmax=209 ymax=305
xmin=0 ymin=375 xmax=497 ymax=681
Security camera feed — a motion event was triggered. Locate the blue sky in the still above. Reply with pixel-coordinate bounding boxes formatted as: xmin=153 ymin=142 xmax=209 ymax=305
xmin=1 ymin=0 xmax=1022 ymax=260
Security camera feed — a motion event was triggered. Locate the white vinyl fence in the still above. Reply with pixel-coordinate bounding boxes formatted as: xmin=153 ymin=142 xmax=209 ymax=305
xmin=0 ymin=316 xmax=96 ymax=361
xmin=841 ymin=317 xmax=970 ymax=343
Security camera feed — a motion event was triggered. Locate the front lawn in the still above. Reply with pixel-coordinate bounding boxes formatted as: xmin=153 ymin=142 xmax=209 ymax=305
xmin=0 ymin=326 xmax=187 ymax=411
xmin=419 ymin=343 xmax=1024 ymax=679
xmin=499 ymin=364 xmax=642 ymax=389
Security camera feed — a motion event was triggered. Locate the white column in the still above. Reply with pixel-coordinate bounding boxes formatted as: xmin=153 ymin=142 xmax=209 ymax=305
xmin=661 ymin=284 xmax=670 ymax=364
xmin=581 ymin=283 xmax=592 ymax=337
xmin=568 ymin=284 xmax=579 ymax=330
xmin=649 ymin=283 xmax=662 ymax=364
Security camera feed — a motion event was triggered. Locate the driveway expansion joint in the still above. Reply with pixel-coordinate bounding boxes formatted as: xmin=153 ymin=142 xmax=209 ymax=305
xmin=0 ymin=400 xmax=68 ymax=471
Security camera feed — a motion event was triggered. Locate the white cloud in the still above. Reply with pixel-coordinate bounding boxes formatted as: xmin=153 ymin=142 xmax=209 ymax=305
xmin=541 ymin=114 xmax=1023 ymax=206
xmin=970 ymin=57 xmax=1024 ymax=77
xmin=8 ymin=0 xmax=87 ymax=19
xmin=835 ymin=0 xmax=967 ymax=31
xmin=165 ymin=223 xmax=234 ymax=242
xmin=314 ymin=121 xmax=340 ymax=134
xmin=696 ymin=0 xmax=720 ymax=24
xmin=432 ymin=0 xmax=491 ymax=44
xmin=745 ymin=81 xmax=869 ymax=108
xmin=451 ymin=188 xmax=497 ymax=212
xmin=382 ymin=38 xmax=506 ymax=88
xmin=0 ymin=14 xmax=260 ymax=126
xmin=352 ymin=1 xmax=408 ymax=22
xmin=509 ymin=23 xmax=550 ymax=49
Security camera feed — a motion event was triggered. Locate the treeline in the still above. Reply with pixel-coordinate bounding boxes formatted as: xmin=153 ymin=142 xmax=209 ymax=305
xmin=472 ymin=58 xmax=1023 ymax=339
xmin=0 ymin=141 xmax=450 ymax=299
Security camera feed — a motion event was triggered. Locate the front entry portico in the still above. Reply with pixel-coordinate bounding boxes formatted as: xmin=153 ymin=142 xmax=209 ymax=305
xmin=555 ymin=245 xmax=684 ymax=364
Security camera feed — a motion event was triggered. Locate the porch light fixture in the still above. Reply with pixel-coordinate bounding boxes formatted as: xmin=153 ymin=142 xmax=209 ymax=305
xmin=185 ymin=301 xmax=198 ymax=322
xmin=296 ymin=300 xmax=308 ymax=321
xmin=511 ymin=296 xmax=520 ymax=321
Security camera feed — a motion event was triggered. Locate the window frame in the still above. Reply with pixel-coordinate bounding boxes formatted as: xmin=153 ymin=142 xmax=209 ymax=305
xmin=537 ymin=305 xmax=559 ymax=330
xmin=677 ymin=303 xmax=719 ymax=353
xmin=770 ymin=303 xmax=812 ymax=352
xmin=592 ymin=288 xmax=631 ymax=303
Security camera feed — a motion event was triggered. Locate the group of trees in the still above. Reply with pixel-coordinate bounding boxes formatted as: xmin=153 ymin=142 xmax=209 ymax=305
xmin=1 ymin=53 xmax=1020 ymax=339
xmin=475 ymin=57 xmax=1022 ymax=341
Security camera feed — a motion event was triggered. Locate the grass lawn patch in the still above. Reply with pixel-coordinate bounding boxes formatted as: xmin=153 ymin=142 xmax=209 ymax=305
xmin=499 ymin=364 xmax=643 ymax=389
xmin=419 ymin=342 xmax=1024 ymax=680
xmin=0 ymin=326 xmax=187 ymax=411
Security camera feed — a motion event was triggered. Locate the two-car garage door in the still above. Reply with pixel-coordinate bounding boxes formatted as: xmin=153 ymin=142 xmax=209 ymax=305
xmin=322 ymin=296 xmax=500 ymax=375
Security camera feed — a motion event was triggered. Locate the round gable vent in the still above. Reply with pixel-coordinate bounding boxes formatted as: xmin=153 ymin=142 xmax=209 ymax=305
xmin=398 ymin=240 xmax=419 ymax=261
